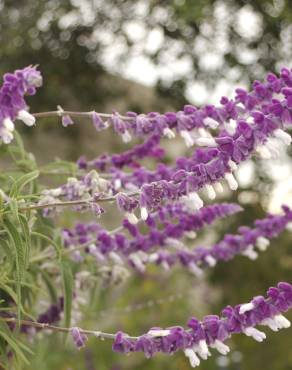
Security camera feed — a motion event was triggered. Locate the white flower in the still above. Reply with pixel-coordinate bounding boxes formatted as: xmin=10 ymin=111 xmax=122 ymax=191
xmin=274 ymin=128 xmax=292 ymax=146
xmin=239 ymin=302 xmax=255 ymax=315
xmin=188 ymin=262 xmax=204 ymax=277
xmin=205 ymin=184 xmax=216 ymax=200
xmin=148 ymin=329 xmax=171 ymax=337
xmin=3 ymin=117 xmax=15 ymax=131
xmin=121 ymin=130 xmax=132 ymax=143
xmin=109 ymin=252 xmax=124 ymax=265
xmin=183 ymin=192 xmax=204 ymax=211
xmin=126 ymin=212 xmax=138 ymax=224
xmin=256 ymin=236 xmax=270 ymax=251
xmin=163 ymin=127 xmax=175 ymax=139
xmin=273 ymin=314 xmax=291 ymax=329
xmin=205 ymin=255 xmax=217 ymax=267
xmin=184 ymin=348 xmax=201 ymax=368
xmin=193 ymin=340 xmax=211 ymax=360
xmin=140 ymin=207 xmax=148 ymax=221
xmin=210 ymin=340 xmax=230 ymax=355
xmin=180 ymin=130 xmax=195 ymax=147
xmin=196 ymin=137 xmax=217 ymax=147
xmin=243 ymin=327 xmax=266 ymax=342
xmin=256 ymin=145 xmax=272 ymax=159
xmin=148 ymin=253 xmax=159 ymax=263
xmin=224 ymin=119 xmax=236 ymax=135
xmin=17 ymin=110 xmax=36 ymax=126
xmin=129 ymin=253 xmax=146 ymax=272
xmin=241 ymin=245 xmax=258 ymax=260
xmin=203 ymin=117 xmax=219 ymax=129
xmin=224 ymin=173 xmax=238 ymax=190
xmin=228 ymin=160 xmax=237 ymax=171
xmin=185 ymin=231 xmax=197 ymax=239
xmin=214 ymin=182 xmax=224 ymax=193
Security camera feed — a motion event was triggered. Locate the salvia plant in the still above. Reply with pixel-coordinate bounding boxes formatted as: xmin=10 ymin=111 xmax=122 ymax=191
xmin=0 ymin=65 xmax=292 ymax=368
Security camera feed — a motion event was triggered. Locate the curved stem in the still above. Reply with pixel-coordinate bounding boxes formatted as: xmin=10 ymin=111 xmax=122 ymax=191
xmin=19 ymin=191 xmax=139 ymax=212
xmin=32 ymin=110 xmax=134 ymax=121
xmin=0 ymin=317 xmax=134 ymax=340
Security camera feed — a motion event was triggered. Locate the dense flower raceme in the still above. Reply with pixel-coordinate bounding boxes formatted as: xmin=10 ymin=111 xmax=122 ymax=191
xmin=36 ymin=68 xmax=292 ymax=219
xmin=110 ymin=282 xmax=292 ymax=367
xmin=63 ymin=204 xmax=292 ymax=275
xmin=37 ymin=170 xmax=110 ymax=216
xmin=0 ymin=66 xmax=42 ymax=143
xmin=62 ymin=203 xmax=242 ymax=269
xmin=85 ymin=68 xmax=292 ymax=145
xmin=77 ymin=134 xmax=165 ymax=171
xmin=145 ymin=205 xmax=292 ymax=274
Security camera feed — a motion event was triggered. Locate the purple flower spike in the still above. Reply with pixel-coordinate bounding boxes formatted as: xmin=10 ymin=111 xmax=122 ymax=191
xmin=0 ymin=65 xmax=42 ymax=143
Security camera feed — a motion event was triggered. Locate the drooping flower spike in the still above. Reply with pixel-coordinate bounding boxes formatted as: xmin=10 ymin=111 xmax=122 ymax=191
xmin=62 ymin=203 xmax=242 ymax=268
xmin=145 ymin=205 xmax=292 ymax=275
xmin=110 ymin=282 xmax=292 ymax=367
xmin=34 ymin=68 xmax=292 ymax=218
xmin=0 ymin=65 xmax=42 ymax=143
xmin=76 ymin=68 xmax=292 ymax=145
xmin=77 ymin=134 xmax=165 ymax=171
xmin=63 ymin=205 xmax=292 ymax=275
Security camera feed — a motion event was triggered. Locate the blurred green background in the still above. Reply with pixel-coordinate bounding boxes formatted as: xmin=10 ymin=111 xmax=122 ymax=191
xmin=1 ymin=0 xmax=292 ymax=369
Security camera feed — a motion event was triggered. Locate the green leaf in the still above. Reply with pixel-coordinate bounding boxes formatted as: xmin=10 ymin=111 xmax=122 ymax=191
xmin=0 ymin=238 xmax=14 ymax=272
xmin=9 ymin=170 xmax=39 ymax=198
xmin=60 ymin=259 xmax=73 ymax=330
xmin=31 ymin=231 xmax=61 ymax=259
xmin=40 ymin=270 xmax=58 ymax=304
xmin=3 ymin=218 xmax=26 ymax=320
xmin=0 ymin=322 xmax=30 ymax=365
xmin=18 ymin=214 xmax=31 ymax=268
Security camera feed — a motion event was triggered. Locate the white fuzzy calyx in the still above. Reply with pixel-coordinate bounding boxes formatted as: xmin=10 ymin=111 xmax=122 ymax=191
xmin=126 ymin=212 xmax=139 ymax=224
xmin=203 ymin=117 xmax=219 ymax=129
xmin=193 ymin=340 xmax=211 ymax=360
xmin=255 ymin=236 xmax=270 ymax=251
xmin=188 ymin=262 xmax=204 ymax=277
xmin=196 ymin=137 xmax=217 ymax=147
xmin=274 ymin=128 xmax=292 ymax=146
xmin=140 ymin=207 xmax=149 ymax=221
xmin=205 ymin=255 xmax=217 ymax=267
xmin=224 ymin=173 xmax=238 ymax=190
xmin=180 ymin=130 xmax=195 ymax=147
xmin=184 ymin=348 xmax=201 ymax=368
xmin=210 ymin=340 xmax=230 ymax=355
xmin=241 ymin=245 xmax=258 ymax=260
xmin=205 ymin=184 xmax=216 ymax=200
xmin=243 ymin=327 xmax=266 ymax=342
xmin=163 ymin=127 xmax=176 ymax=139
xmin=17 ymin=109 xmax=36 ymax=126
xmin=239 ymin=302 xmax=255 ymax=315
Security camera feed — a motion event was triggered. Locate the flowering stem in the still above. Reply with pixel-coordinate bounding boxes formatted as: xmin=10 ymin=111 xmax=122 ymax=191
xmin=33 ymin=110 xmax=133 ymax=121
xmin=0 ymin=317 xmax=133 ymax=340
xmin=19 ymin=192 xmax=139 ymax=212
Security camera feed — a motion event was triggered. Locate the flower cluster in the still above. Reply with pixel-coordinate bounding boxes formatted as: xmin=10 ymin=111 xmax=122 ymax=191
xmin=37 ymin=170 xmax=110 ymax=216
xmin=146 ymin=205 xmax=292 ymax=274
xmin=62 ymin=204 xmax=292 ymax=276
xmin=77 ymin=134 xmax=164 ymax=171
xmin=111 ymin=282 xmax=292 ymax=367
xmin=0 ymin=66 xmax=42 ymax=143
xmin=1 ymin=66 xmax=292 ymax=368
xmin=62 ymin=203 xmax=242 ymax=270
xmin=42 ymin=68 xmax=292 ymax=220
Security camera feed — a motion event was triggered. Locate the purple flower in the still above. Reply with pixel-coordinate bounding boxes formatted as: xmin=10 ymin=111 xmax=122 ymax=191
xmin=71 ymin=327 xmax=88 ymax=349
xmin=62 ymin=114 xmax=74 ymax=127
